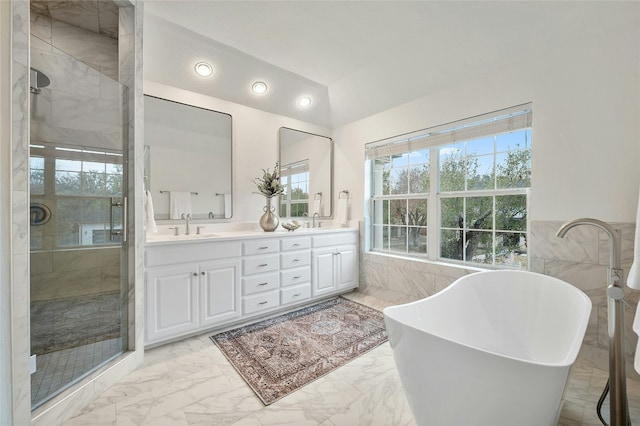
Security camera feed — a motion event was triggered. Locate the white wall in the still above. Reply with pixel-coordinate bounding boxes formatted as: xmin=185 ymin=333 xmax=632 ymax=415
xmin=333 ymin=16 xmax=640 ymax=224
xmin=144 ymin=80 xmax=331 ymax=223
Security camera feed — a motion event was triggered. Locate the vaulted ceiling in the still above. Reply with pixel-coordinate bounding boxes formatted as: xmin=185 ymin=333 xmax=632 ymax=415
xmin=35 ymin=1 xmax=639 ymax=129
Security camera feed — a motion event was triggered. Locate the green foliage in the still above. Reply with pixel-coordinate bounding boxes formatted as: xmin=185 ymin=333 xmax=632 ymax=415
xmin=375 ymin=138 xmax=530 ymax=267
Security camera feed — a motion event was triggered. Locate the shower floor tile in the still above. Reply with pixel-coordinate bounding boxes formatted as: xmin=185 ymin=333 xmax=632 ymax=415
xmin=31 ymin=338 xmax=121 ymax=408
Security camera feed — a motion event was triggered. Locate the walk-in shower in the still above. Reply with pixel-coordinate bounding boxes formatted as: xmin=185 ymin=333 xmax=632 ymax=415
xmin=29 ymin=3 xmax=129 ymax=409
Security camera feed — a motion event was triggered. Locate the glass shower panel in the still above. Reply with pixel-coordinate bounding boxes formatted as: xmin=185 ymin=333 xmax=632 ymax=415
xmin=29 ymin=44 xmax=128 ymax=409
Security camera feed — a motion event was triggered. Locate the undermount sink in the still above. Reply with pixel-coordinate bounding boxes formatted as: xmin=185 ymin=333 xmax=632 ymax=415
xmin=146 ymin=232 xmax=219 ymax=242
xmin=188 ymin=233 xmax=219 ymax=239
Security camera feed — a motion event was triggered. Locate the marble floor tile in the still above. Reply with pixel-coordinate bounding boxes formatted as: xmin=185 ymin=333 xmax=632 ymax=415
xmin=63 ymin=292 xmax=640 ymax=426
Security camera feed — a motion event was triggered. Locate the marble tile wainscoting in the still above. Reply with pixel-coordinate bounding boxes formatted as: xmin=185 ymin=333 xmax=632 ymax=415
xmin=529 ymin=220 xmax=639 ymax=378
xmin=357 ymin=220 xmax=639 ymax=379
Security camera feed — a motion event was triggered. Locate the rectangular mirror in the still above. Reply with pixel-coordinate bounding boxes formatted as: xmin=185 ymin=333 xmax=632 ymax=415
xmin=144 ymin=95 xmax=232 ymax=220
xmin=279 ymin=127 xmax=332 ymax=218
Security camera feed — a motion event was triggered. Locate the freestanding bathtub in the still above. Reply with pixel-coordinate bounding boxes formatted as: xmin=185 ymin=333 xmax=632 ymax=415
xmin=383 ymin=270 xmax=592 ymax=426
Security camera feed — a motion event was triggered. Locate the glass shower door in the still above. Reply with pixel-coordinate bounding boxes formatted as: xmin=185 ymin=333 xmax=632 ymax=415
xmin=29 ymin=44 xmax=129 ymax=408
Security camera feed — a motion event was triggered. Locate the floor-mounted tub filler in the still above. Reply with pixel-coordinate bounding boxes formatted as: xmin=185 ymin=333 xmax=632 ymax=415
xmin=383 ymin=270 xmax=591 ymax=426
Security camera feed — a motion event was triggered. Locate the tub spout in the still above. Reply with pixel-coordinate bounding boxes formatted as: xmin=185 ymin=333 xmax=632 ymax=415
xmin=556 ymin=218 xmax=629 ymax=426
xmin=556 ymin=218 xmax=621 ymax=271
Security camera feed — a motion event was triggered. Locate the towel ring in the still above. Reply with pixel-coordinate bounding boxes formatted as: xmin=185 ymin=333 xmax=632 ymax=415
xmin=314 ymin=192 xmax=323 ymax=201
xmin=339 ymin=190 xmax=350 ymax=199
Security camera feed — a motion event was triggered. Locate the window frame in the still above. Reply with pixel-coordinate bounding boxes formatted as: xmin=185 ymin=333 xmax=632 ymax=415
xmin=29 ymin=143 xmax=124 ymax=249
xmin=280 ymin=159 xmax=310 ymax=217
xmin=366 ymin=105 xmax=531 ymax=269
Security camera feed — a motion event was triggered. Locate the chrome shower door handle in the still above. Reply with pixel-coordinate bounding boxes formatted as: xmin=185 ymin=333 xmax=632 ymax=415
xmin=110 ymin=197 xmax=127 ymax=242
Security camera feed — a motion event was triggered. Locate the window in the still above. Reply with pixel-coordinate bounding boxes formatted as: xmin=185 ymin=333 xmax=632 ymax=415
xmin=280 ymin=159 xmax=310 ymax=217
xmin=367 ymin=104 xmax=531 ymax=269
xmin=30 ymin=143 xmax=124 ymax=248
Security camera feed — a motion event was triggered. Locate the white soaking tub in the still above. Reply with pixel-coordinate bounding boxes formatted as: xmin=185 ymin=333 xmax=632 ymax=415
xmin=383 ymin=270 xmax=592 ymax=426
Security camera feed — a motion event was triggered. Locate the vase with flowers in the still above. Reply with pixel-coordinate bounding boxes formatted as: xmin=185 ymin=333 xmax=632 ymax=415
xmin=254 ymin=162 xmax=285 ymax=232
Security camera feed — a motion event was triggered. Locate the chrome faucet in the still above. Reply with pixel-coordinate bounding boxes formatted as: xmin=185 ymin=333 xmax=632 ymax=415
xmin=556 ymin=218 xmax=629 ymax=426
xmin=181 ymin=213 xmax=192 ymax=235
xmin=312 ymin=212 xmax=320 ymax=228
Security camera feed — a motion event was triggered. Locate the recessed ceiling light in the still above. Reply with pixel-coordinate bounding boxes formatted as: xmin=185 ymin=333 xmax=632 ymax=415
xmin=194 ymin=62 xmax=213 ymax=77
xmin=252 ymin=81 xmax=267 ymax=95
xmin=297 ymin=96 xmax=312 ymax=108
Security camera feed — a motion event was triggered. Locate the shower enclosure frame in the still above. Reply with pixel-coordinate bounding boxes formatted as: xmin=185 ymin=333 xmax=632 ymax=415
xmin=2 ymin=1 xmax=145 ymax=424
xmin=28 ymin=32 xmax=131 ymax=408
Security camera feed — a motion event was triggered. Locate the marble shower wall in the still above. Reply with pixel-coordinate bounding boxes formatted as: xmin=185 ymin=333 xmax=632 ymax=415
xmin=30 ymin=12 xmax=122 ymax=150
xmin=29 ymin=11 xmax=124 ymax=303
xmin=358 ymin=220 xmax=639 ymax=374
xmin=30 ymin=248 xmax=120 ymax=302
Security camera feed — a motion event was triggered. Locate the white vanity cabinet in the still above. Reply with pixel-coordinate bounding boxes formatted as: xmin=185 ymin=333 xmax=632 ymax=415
xmin=311 ymin=233 xmax=359 ymax=297
xmin=145 ymin=264 xmax=200 ymax=342
xmin=145 ymin=229 xmax=358 ymax=346
xmin=145 ymin=241 xmax=242 ymax=345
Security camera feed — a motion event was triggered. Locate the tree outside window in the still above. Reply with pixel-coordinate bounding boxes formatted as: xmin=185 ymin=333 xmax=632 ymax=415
xmin=368 ymin=107 xmax=531 ymax=269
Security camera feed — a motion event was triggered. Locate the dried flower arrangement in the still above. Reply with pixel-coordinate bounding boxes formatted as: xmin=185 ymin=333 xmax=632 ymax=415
xmin=254 ymin=162 xmax=285 ymax=198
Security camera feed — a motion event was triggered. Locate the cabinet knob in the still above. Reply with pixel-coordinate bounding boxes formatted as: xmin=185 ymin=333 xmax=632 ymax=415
xmin=258 ymin=301 xmax=268 ymax=305
xmin=259 ymin=263 xmax=268 ymax=267
xmin=201 ymin=271 xmax=206 ymax=275
xmin=193 ymin=272 xmax=198 ymax=276
xmin=293 ymin=293 xmax=301 ymax=297
xmin=258 ymin=246 xmax=268 ymax=250
xmin=258 ymin=282 xmax=269 ymax=286
xmin=293 ymin=276 xmax=301 ymax=279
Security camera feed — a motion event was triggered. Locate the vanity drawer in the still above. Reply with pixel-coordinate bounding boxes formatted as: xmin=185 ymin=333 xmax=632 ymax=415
xmin=242 ymin=272 xmax=279 ymax=296
xmin=243 ymin=291 xmax=280 ymax=315
xmin=280 ymin=251 xmax=310 ymax=269
xmin=146 ymin=241 xmax=241 ymax=267
xmin=312 ymin=232 xmax=358 ymax=248
xmin=243 ymin=239 xmax=279 ymax=255
xmin=281 ymin=284 xmax=311 ymax=305
xmin=243 ymin=254 xmax=279 ymax=275
xmin=280 ymin=237 xmax=311 ymax=251
xmin=281 ymin=267 xmax=311 ymax=287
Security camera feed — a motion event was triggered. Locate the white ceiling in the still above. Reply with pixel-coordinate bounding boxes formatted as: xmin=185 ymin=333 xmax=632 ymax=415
xmin=143 ymin=1 xmax=638 ymax=128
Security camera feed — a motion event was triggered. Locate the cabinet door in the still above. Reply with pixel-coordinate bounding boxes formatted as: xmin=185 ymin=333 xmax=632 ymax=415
xmin=146 ymin=265 xmax=199 ymax=343
xmin=336 ymin=244 xmax=358 ymax=290
xmin=312 ymin=248 xmax=336 ymax=296
xmin=200 ymin=259 xmax=241 ymax=327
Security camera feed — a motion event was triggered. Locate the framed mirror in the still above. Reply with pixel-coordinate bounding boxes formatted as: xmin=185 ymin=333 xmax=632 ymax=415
xmin=144 ymin=95 xmax=232 ymax=220
xmin=278 ymin=127 xmax=332 ymax=218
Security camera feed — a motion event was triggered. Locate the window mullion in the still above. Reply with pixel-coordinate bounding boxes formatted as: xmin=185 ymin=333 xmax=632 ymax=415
xmin=428 ymin=146 xmax=439 ymax=260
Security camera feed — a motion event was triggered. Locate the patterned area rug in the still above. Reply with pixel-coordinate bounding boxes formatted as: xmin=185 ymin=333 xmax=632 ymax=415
xmin=210 ymin=297 xmax=388 ymax=405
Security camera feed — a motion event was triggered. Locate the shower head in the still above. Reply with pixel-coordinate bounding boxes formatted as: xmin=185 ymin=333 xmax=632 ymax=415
xmin=30 ymin=68 xmax=50 ymax=95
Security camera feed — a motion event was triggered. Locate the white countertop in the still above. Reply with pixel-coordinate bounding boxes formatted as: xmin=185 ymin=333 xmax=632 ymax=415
xmin=145 ymin=225 xmax=358 ymax=246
